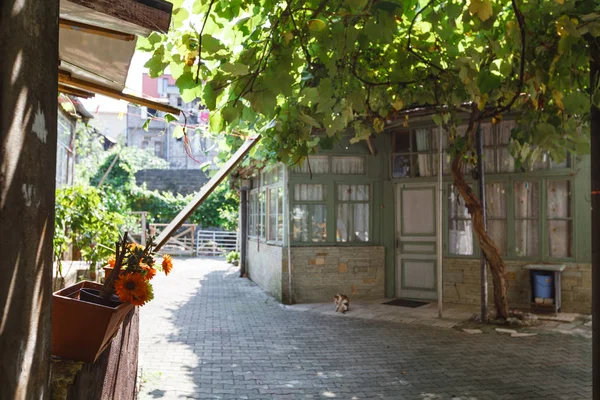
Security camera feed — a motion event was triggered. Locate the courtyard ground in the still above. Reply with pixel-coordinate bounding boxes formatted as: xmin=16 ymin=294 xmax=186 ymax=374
xmin=138 ymin=257 xmax=591 ymax=400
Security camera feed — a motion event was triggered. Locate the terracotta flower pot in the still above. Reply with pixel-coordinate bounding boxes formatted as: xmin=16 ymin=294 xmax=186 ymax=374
xmin=103 ymin=266 xmax=113 ymax=277
xmin=51 ymin=281 xmax=134 ymax=363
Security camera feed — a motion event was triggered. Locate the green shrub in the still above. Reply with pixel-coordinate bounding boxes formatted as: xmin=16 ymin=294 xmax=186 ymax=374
xmin=226 ymin=251 xmax=240 ymax=263
xmin=54 ymin=185 xmax=126 ymax=273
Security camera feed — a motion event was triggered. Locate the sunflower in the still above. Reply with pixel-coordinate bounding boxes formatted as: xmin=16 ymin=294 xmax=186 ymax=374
xmin=114 ymin=273 xmax=152 ymax=306
xmin=107 ymin=255 xmax=116 ymax=268
xmin=162 ymin=254 xmax=173 ymax=276
xmin=141 ymin=263 xmax=156 ymax=280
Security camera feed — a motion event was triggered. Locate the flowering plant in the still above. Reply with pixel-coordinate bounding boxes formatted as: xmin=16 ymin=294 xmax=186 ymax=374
xmin=100 ymin=234 xmax=173 ymax=306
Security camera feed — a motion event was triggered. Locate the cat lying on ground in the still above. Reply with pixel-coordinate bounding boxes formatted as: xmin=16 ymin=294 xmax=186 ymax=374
xmin=333 ymin=294 xmax=350 ymax=313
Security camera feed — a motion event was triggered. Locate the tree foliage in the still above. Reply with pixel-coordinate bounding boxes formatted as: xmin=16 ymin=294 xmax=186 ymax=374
xmin=141 ymin=0 xmax=600 ymax=318
xmin=142 ymin=0 xmax=598 ymax=163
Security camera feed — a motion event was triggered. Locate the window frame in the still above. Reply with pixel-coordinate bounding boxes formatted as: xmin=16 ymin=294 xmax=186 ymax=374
xmin=291 ymin=183 xmax=328 ymax=243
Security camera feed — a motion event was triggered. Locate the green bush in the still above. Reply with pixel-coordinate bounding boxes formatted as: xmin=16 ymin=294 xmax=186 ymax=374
xmin=226 ymin=251 xmax=240 ymax=263
xmin=54 ymin=185 xmax=126 ymax=273
xmin=128 ymin=181 xmax=239 ymax=230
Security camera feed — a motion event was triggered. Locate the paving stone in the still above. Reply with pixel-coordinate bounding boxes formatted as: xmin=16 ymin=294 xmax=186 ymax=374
xmin=138 ymin=257 xmax=592 ymax=400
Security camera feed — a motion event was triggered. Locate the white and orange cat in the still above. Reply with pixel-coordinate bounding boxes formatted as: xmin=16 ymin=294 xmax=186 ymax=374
xmin=333 ymin=294 xmax=350 ymax=313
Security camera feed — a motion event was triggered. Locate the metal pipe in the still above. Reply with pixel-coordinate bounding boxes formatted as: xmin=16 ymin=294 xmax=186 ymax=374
xmin=437 ymin=125 xmax=443 ymax=318
xmin=285 ymin=166 xmax=293 ymax=304
xmin=590 ymin=46 xmax=600 ymax=400
xmin=240 ymin=187 xmax=248 ymax=277
xmin=476 ymin=123 xmax=488 ymax=322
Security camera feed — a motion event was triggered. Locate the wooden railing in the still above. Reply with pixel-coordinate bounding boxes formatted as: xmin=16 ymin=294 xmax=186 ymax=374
xmin=149 ymin=223 xmax=196 ymax=256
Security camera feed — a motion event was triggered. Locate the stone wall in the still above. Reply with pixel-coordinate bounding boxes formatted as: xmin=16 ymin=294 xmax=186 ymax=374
xmin=443 ymin=258 xmax=591 ymax=314
xmin=287 ymin=246 xmax=385 ymax=303
xmin=247 ymin=240 xmax=284 ymax=301
xmin=135 ymin=169 xmax=209 ymax=195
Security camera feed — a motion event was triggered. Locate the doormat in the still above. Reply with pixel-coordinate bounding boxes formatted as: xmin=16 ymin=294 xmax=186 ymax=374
xmin=383 ymin=298 xmax=429 ymax=308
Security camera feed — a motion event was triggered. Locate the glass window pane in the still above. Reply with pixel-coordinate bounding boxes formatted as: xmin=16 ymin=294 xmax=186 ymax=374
xmin=487 ymin=220 xmax=507 ymax=256
xmin=448 ymin=187 xmax=471 ymax=219
xmin=415 ymin=154 xmax=434 ymax=177
xmin=550 ymin=153 xmax=569 ymax=169
xmin=393 ymin=131 xmax=410 ymax=152
xmin=497 ymin=147 xmax=515 ymax=173
xmin=547 ymin=220 xmax=572 ymax=258
xmin=353 ymin=204 xmax=369 ymax=242
xmin=448 ymin=186 xmax=473 ymax=255
xmin=292 ymin=205 xmax=308 ymax=242
xmin=332 ymin=156 xmax=366 ymax=174
xmin=293 ymin=156 xmax=329 ymax=174
xmin=311 ymin=205 xmax=327 ymax=242
xmin=515 ymin=220 xmax=539 ymax=257
xmin=336 ymin=204 xmax=351 ymax=242
xmin=393 ymin=154 xmax=412 ymax=178
xmin=547 ymin=180 xmax=571 ymax=218
xmin=259 ymin=191 xmax=266 ymax=238
xmin=277 ymin=188 xmax=284 ymax=240
xmin=486 ymin=183 xmax=506 ymax=218
xmin=268 ymin=188 xmax=278 ymax=240
xmin=337 ymin=184 xmax=369 ymax=201
xmin=414 ymin=128 xmax=431 ymax=151
xmin=294 ymin=184 xmax=325 ymax=201
xmin=449 ymin=219 xmax=473 ymax=255
xmin=514 ymin=181 xmax=539 ymax=218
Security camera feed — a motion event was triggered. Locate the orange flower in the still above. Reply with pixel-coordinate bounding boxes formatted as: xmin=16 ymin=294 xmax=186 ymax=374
xmin=162 ymin=254 xmax=173 ymax=276
xmin=114 ymin=273 xmax=152 ymax=306
xmin=107 ymin=256 xmax=116 ymax=268
xmin=141 ymin=264 xmax=156 ymax=280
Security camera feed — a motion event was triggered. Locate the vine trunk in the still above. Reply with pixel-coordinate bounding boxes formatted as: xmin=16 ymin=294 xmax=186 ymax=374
xmin=451 ymin=150 xmax=509 ymax=320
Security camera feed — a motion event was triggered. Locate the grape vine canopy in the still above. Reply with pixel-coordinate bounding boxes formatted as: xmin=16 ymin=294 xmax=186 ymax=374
xmin=140 ymin=0 xmax=600 ymax=318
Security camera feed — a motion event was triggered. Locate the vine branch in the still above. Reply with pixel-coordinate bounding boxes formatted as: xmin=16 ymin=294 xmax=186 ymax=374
xmin=196 ymin=0 xmax=217 ymax=84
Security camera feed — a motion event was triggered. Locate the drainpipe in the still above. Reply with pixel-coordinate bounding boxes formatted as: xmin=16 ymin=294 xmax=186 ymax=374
xmin=476 ymin=123 xmax=488 ymax=322
xmin=240 ymin=180 xmax=249 ymax=277
xmin=589 ymin=44 xmax=600 ymax=400
xmin=437 ymin=125 xmax=443 ymax=318
xmin=285 ymin=166 xmax=293 ymax=304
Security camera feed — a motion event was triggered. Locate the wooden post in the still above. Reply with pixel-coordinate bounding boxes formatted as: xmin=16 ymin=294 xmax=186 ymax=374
xmin=476 ymin=124 xmax=488 ymax=322
xmin=590 ymin=43 xmax=600 ymax=400
xmin=0 ymin=0 xmax=59 ymax=398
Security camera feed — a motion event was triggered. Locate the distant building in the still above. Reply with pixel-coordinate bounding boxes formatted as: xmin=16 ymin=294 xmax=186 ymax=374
xmin=127 ymin=73 xmax=217 ymax=170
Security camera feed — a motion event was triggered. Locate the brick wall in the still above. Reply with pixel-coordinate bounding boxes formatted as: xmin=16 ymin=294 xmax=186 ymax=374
xmin=443 ymin=258 xmax=591 ymax=314
xmin=286 ymin=246 xmax=385 ymax=303
xmin=247 ymin=240 xmax=284 ymax=301
xmin=135 ymin=169 xmax=209 ymax=195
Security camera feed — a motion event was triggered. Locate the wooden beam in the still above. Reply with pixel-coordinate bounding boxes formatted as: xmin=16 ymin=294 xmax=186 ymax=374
xmin=154 ymin=137 xmax=261 ymax=251
xmin=58 ymin=83 xmax=95 ymax=99
xmin=366 ymin=136 xmax=377 ymax=156
xmin=58 ymin=71 xmax=181 ymax=115
xmin=67 ymin=0 xmax=172 ymax=34
xmin=59 ymin=18 xmax=136 ymax=41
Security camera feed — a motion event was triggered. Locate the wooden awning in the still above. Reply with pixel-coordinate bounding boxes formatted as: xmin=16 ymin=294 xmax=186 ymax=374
xmin=58 ymin=0 xmax=173 ymax=104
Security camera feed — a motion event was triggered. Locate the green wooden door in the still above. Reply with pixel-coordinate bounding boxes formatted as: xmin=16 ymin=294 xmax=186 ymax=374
xmin=395 ymin=183 xmax=438 ymax=300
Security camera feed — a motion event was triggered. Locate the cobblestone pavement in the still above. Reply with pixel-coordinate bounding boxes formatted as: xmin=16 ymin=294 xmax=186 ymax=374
xmin=138 ymin=258 xmax=591 ymax=400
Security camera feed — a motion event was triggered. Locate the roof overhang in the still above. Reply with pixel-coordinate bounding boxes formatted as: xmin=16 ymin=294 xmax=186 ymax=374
xmin=58 ymin=0 xmax=179 ymax=114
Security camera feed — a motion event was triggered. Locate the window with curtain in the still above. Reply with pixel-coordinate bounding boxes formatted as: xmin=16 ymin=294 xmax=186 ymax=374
xmin=249 ymin=192 xmax=258 ymax=237
xmin=448 ymin=185 xmax=473 ymax=255
xmin=292 ymin=184 xmax=327 ymax=242
xmin=258 ymin=190 xmax=266 ymax=238
xmin=514 ymin=181 xmax=539 ymax=257
xmin=332 ymin=156 xmax=366 ymax=174
xmin=392 ymin=128 xmax=437 ymax=178
xmin=547 ymin=180 xmax=572 ymax=258
xmin=485 ymin=183 xmax=507 ymax=255
xmin=293 ymin=156 xmax=329 ymax=174
xmin=336 ymin=184 xmax=370 ymax=242
xmin=267 ymin=187 xmax=283 ymax=241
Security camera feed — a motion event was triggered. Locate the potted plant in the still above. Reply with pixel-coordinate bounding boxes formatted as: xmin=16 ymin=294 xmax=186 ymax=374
xmin=51 ymin=233 xmax=174 ymax=363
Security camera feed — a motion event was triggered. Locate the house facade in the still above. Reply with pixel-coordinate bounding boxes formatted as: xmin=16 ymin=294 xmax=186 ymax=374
xmin=242 ymin=116 xmax=591 ymax=314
